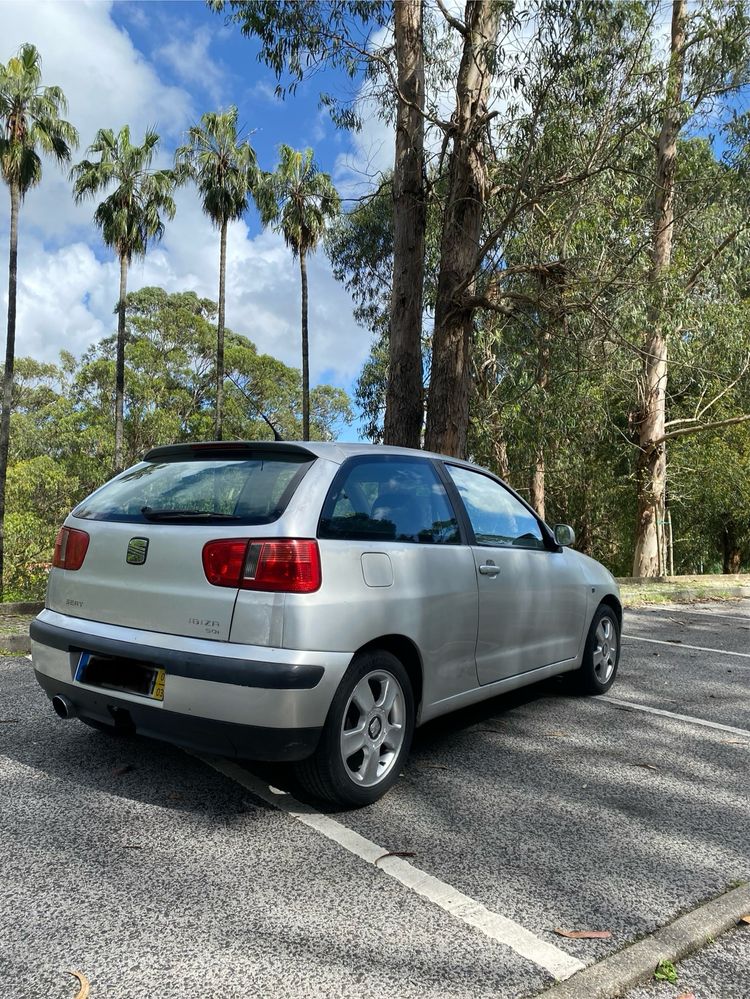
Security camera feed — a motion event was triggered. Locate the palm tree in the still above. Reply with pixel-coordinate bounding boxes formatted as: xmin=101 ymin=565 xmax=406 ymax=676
xmin=175 ymin=107 xmax=257 ymax=440
xmin=0 ymin=43 xmax=77 ymax=598
xmin=71 ymin=126 xmax=177 ymax=472
xmin=256 ymin=146 xmax=340 ymax=441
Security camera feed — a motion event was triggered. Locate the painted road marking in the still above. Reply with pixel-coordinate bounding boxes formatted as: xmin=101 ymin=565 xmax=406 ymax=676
xmin=623 ymin=634 xmax=750 ymax=659
xmin=602 ymin=696 xmax=750 ymax=738
xmin=197 ymin=754 xmax=585 ymax=982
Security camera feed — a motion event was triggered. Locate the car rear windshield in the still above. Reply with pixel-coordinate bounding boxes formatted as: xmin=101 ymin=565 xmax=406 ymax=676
xmin=72 ymin=453 xmax=313 ymax=525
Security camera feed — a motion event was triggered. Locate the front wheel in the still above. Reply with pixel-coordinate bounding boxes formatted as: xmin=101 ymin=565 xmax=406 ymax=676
xmin=570 ymin=604 xmax=620 ymax=695
xmin=295 ymin=650 xmax=415 ymax=807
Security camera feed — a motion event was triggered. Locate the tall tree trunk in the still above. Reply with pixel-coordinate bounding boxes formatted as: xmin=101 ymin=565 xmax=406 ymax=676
xmin=216 ymin=217 xmax=228 ymax=441
xmin=529 ymin=326 xmax=551 ymax=520
xmin=0 ymin=181 xmax=21 ymax=601
xmin=632 ymin=0 xmax=686 ymax=577
xmin=300 ymin=249 xmax=310 ymax=441
xmin=384 ymin=0 xmax=426 ymax=448
xmin=493 ymin=430 xmax=510 ymax=482
xmin=425 ymin=0 xmax=500 ymax=457
xmin=114 ymin=252 xmax=128 ymax=474
xmin=530 ymin=453 xmax=546 ymax=522
xmin=722 ymin=523 xmax=742 ymax=574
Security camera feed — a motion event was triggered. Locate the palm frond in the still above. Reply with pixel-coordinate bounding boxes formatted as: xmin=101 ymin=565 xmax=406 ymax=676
xmin=0 ymin=43 xmax=78 ymax=194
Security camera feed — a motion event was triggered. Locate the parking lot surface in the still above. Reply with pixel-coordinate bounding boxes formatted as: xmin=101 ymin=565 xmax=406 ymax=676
xmin=2 ymin=600 xmax=749 ymax=998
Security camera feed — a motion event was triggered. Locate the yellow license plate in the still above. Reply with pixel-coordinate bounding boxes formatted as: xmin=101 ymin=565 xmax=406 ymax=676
xmin=151 ymin=669 xmax=166 ymax=701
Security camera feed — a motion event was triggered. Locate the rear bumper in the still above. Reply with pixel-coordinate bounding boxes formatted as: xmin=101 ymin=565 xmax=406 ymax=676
xmin=30 ymin=608 xmax=351 ymax=760
xmin=30 ymin=616 xmax=325 ymax=689
xmin=33 ymin=670 xmax=321 ymax=761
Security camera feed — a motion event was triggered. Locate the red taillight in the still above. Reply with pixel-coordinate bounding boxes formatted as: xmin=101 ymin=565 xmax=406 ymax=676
xmin=52 ymin=527 xmax=90 ymax=570
xmin=202 ymin=538 xmax=321 ymax=593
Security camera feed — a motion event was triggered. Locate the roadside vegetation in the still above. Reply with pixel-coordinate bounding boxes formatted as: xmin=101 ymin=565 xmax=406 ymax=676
xmin=2 ymin=0 xmax=750 ymax=598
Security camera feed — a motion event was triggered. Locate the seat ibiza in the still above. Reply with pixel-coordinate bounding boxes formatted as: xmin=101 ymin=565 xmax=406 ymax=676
xmin=31 ymin=441 xmax=621 ymax=805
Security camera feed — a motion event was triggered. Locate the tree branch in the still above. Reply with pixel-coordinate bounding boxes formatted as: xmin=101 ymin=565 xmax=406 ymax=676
xmin=684 ymin=225 xmax=750 ymax=291
xmin=649 ymin=413 xmax=750 ymax=450
xmin=436 ymin=0 xmax=468 ymax=37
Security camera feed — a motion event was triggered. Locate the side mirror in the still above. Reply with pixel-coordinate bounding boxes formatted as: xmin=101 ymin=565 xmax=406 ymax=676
xmin=554 ymin=524 xmax=575 ymax=547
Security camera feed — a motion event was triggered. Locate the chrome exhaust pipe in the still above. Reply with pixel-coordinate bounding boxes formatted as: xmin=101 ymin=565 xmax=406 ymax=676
xmin=52 ymin=695 xmax=76 ymax=720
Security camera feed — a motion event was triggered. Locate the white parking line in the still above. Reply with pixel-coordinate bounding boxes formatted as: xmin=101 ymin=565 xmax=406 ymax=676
xmin=602 ymin=696 xmax=750 ymax=738
xmin=623 ymin=634 xmax=750 ymax=659
xmin=196 ymin=754 xmax=585 ymax=982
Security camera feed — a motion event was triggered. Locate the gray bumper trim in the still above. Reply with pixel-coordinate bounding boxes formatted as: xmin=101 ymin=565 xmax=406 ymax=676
xmin=30 ymin=617 xmax=324 ymax=690
xmin=35 ymin=671 xmax=322 ymax=761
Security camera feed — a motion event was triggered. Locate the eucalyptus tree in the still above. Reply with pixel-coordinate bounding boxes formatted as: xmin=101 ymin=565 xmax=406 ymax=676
xmin=175 ymin=107 xmax=257 ymax=439
xmin=384 ymin=0 xmax=426 ymax=448
xmin=631 ymin=0 xmax=750 ymax=576
xmin=0 ymin=42 xmax=77 ymax=598
xmin=71 ymin=126 xmax=178 ymax=472
xmin=256 ymin=146 xmax=340 ymax=441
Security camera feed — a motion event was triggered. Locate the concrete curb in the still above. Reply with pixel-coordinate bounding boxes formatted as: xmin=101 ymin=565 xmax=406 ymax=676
xmin=533 ymin=883 xmax=750 ymax=999
xmin=619 ymin=586 xmax=750 ymax=607
xmin=0 ymin=634 xmax=31 ymax=653
xmin=0 ymin=600 xmax=43 ymax=615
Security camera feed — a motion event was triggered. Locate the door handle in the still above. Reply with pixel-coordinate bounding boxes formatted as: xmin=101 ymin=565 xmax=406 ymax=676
xmin=478 ymin=561 xmax=500 ymax=576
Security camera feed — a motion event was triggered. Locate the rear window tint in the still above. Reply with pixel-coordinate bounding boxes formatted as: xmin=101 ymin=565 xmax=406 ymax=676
xmin=319 ymin=456 xmax=460 ymax=544
xmin=72 ymin=455 xmax=312 ymax=525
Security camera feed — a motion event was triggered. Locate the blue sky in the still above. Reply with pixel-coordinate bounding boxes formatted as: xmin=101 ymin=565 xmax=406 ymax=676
xmin=0 ymin=0 xmax=395 ymax=441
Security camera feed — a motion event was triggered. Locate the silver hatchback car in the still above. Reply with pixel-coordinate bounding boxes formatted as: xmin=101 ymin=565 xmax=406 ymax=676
xmin=31 ymin=441 xmax=621 ymax=805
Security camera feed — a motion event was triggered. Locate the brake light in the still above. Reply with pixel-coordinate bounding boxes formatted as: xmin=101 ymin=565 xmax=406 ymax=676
xmin=202 ymin=539 xmax=321 ymax=593
xmin=52 ymin=527 xmax=90 ymax=570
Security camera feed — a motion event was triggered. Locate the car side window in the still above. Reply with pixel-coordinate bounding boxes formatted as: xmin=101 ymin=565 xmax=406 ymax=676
xmin=446 ymin=465 xmax=546 ymax=550
xmin=319 ymin=457 xmax=460 ymax=544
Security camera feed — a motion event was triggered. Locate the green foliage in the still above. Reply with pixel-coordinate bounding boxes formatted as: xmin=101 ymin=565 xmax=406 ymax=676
xmin=256 ymin=145 xmax=340 ymax=257
xmin=654 ymin=960 xmax=678 ymax=984
xmin=209 ymin=1 xmax=389 ymax=126
xmin=175 ymin=106 xmax=257 ymax=227
xmin=0 ymin=42 xmax=78 ymax=196
xmin=70 ymin=126 xmax=177 ymax=260
xmin=3 ymin=457 xmax=81 ymax=599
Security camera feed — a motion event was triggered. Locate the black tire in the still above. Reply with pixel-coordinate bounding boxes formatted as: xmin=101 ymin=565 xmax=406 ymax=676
xmin=295 ymin=649 xmax=415 ymax=807
xmin=569 ymin=603 xmax=621 ymax=695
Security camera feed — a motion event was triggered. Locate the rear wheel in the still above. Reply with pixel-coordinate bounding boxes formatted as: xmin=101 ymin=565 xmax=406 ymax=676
xmin=296 ymin=650 xmax=415 ymax=806
xmin=570 ymin=604 xmax=620 ymax=694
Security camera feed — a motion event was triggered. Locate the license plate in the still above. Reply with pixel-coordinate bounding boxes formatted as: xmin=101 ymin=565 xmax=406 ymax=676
xmin=76 ymin=652 xmax=166 ymax=701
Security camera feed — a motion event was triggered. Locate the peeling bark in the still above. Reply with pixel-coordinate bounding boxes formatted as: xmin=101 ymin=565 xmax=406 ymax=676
xmin=425 ymin=0 xmax=500 ymax=458
xmin=632 ymin=0 xmax=686 ymax=577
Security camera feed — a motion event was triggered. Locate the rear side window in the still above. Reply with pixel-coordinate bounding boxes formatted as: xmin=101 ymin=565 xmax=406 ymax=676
xmin=446 ymin=464 xmax=545 ymax=550
xmin=73 ymin=454 xmax=312 ymax=525
xmin=319 ymin=456 xmax=460 ymax=544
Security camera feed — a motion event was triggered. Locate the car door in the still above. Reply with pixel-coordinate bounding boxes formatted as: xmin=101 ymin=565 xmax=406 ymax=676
xmin=444 ymin=464 xmax=586 ymax=685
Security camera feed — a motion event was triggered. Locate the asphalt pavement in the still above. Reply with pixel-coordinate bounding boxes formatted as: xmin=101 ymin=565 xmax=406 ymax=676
xmin=2 ymin=599 xmax=749 ymax=998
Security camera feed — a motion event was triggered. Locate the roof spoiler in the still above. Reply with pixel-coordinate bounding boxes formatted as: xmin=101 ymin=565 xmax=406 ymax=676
xmin=143 ymin=441 xmax=317 ymax=462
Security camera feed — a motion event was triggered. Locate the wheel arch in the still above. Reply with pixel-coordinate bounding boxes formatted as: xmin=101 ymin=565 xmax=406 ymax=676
xmin=598 ymin=593 xmax=623 ymax=630
xmin=354 ymin=634 xmax=424 ymax=715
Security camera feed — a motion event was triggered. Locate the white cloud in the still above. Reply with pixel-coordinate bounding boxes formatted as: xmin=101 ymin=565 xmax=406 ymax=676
xmin=156 ymin=27 xmax=227 ymax=106
xmin=1 ymin=0 xmax=193 ymax=237
xmin=0 ymin=0 xmax=370 ymax=395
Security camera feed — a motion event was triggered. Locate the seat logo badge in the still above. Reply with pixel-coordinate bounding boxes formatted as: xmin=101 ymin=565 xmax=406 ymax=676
xmin=127 ymin=538 xmax=149 ymax=565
